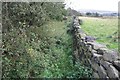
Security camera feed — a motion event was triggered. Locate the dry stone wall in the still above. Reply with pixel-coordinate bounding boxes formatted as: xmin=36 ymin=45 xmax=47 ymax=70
xmin=72 ymin=16 xmax=120 ymax=79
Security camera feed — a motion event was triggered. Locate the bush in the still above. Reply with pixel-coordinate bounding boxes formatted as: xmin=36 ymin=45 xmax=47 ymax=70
xmin=2 ymin=2 xmax=92 ymax=78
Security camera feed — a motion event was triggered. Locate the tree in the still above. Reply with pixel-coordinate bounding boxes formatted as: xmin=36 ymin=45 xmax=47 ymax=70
xmin=2 ymin=2 xmax=67 ymax=78
xmin=95 ymin=12 xmax=99 ymax=17
xmin=86 ymin=12 xmax=92 ymax=16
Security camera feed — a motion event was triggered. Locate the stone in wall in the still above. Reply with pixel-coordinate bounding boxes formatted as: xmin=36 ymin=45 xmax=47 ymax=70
xmin=91 ymin=60 xmax=109 ymax=78
xmin=78 ymin=19 xmax=83 ymax=25
xmin=91 ymin=58 xmax=100 ymax=72
xmin=97 ymin=65 xmax=108 ymax=78
xmin=100 ymin=60 xmax=119 ymax=78
xmin=88 ymin=45 xmax=93 ymax=52
xmin=97 ymin=48 xmax=108 ymax=55
xmin=107 ymin=65 xmax=119 ymax=78
xmin=79 ymin=42 xmax=86 ymax=47
xmin=92 ymin=53 xmax=103 ymax=61
xmin=87 ymin=42 xmax=107 ymax=50
xmin=80 ymin=33 xmax=86 ymax=40
xmin=77 ymin=28 xmax=84 ymax=34
xmin=103 ymin=50 xmax=118 ymax=62
xmin=73 ymin=50 xmax=79 ymax=61
xmin=113 ymin=61 xmax=120 ymax=72
xmin=91 ymin=50 xmax=97 ymax=54
xmin=75 ymin=26 xmax=81 ymax=29
xmin=93 ymin=72 xmax=99 ymax=78
xmin=85 ymin=36 xmax=96 ymax=42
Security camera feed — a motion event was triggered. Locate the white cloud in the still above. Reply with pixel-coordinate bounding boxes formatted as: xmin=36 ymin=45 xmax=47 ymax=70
xmin=65 ymin=0 xmax=119 ymax=11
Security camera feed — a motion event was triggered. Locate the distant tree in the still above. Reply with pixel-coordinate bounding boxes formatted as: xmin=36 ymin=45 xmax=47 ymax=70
xmin=86 ymin=12 xmax=92 ymax=16
xmin=95 ymin=12 xmax=99 ymax=17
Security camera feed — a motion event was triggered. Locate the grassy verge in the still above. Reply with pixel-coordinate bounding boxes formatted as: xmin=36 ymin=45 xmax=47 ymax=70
xmin=27 ymin=18 xmax=92 ymax=78
xmin=79 ymin=16 xmax=118 ymax=50
xmin=2 ymin=17 xmax=92 ymax=78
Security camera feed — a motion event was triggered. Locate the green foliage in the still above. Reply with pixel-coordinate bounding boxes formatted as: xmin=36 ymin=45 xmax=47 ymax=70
xmin=41 ymin=3 xmax=67 ymax=21
xmin=65 ymin=62 xmax=93 ymax=78
xmin=86 ymin=12 xmax=92 ymax=16
xmin=2 ymin=3 xmax=92 ymax=78
xmin=2 ymin=2 xmax=66 ymax=32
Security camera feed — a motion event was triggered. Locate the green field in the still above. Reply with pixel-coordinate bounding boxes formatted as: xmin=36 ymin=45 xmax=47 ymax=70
xmin=79 ymin=16 xmax=118 ymax=50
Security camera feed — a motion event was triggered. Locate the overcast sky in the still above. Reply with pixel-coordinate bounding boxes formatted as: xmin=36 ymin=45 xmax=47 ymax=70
xmin=64 ymin=0 xmax=119 ymax=12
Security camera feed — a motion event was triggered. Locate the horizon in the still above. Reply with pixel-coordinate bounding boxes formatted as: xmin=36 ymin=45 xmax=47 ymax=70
xmin=77 ymin=9 xmax=118 ymax=12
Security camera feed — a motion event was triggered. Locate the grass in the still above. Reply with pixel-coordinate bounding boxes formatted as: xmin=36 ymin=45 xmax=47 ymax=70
xmin=34 ymin=18 xmax=92 ymax=78
xmin=79 ymin=16 xmax=118 ymax=50
xmin=25 ymin=17 xmax=92 ymax=78
xmin=2 ymin=16 xmax=92 ymax=78
xmin=24 ymin=18 xmax=73 ymax=77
